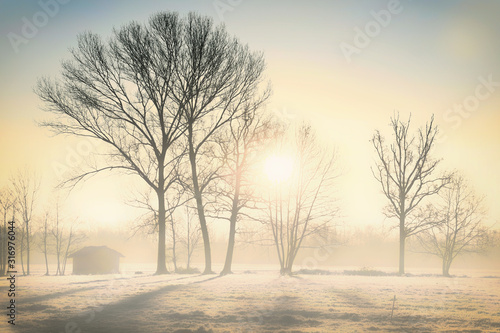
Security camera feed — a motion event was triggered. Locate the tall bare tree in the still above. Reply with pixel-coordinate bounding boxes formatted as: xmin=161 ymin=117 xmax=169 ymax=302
xmin=211 ymin=107 xmax=272 ymax=275
xmin=36 ymin=12 xmax=268 ymax=275
xmin=11 ymin=169 xmax=40 ymax=276
xmin=417 ymin=175 xmax=488 ymax=276
xmin=264 ymin=124 xmax=338 ymax=275
xmin=372 ymin=114 xmax=451 ymax=274
xmin=173 ymin=13 xmax=269 ymax=274
xmin=36 ymin=12 xmax=191 ymax=274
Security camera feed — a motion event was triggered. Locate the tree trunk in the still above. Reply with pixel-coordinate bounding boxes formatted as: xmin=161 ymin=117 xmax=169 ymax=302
xmin=195 ymin=192 xmax=212 ymax=274
xmin=280 ymin=266 xmax=292 ymax=276
xmin=26 ymin=222 xmax=30 ymax=276
xmin=61 ymin=228 xmax=74 ymax=276
xmin=188 ymin=132 xmax=212 ymax=274
xmin=186 ymin=219 xmax=191 ymax=269
xmin=44 ymin=221 xmax=49 ymax=275
xmin=220 ymin=213 xmax=237 ymax=276
xmin=155 ymin=188 xmax=169 ymax=275
xmin=55 ymin=233 xmax=61 ymax=276
xmin=221 ymin=180 xmax=241 ymax=276
xmin=442 ymin=260 xmax=450 ymax=277
xmin=399 ymin=215 xmax=405 ymax=275
xmin=442 ymin=253 xmax=452 ymax=277
xmin=170 ymin=216 xmax=178 ymax=272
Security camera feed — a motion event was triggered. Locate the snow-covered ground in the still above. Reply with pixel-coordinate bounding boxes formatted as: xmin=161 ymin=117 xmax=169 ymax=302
xmin=2 ymin=265 xmax=500 ymax=332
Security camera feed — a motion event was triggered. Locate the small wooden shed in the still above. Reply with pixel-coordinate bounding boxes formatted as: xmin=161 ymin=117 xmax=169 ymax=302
xmin=69 ymin=246 xmax=124 ymax=275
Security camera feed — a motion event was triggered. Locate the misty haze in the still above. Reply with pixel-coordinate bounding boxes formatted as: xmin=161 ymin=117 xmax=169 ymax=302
xmin=1 ymin=1 xmax=500 ymax=332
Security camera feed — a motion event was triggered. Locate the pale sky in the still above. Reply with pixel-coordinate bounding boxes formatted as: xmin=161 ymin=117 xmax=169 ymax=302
xmin=0 ymin=0 xmax=499 ymax=231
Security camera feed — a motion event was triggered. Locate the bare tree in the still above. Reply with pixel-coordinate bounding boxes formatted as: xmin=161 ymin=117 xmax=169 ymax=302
xmin=263 ymin=124 xmax=338 ymax=275
xmin=11 ymin=169 xmax=40 ymax=276
xmin=36 ymin=12 xmax=191 ymax=274
xmin=371 ymin=114 xmax=450 ymax=274
xmin=211 ymin=107 xmax=272 ymax=275
xmin=36 ymin=12 xmax=268 ymax=275
xmin=0 ymin=187 xmax=16 ymax=276
xmin=173 ymin=13 xmax=269 ymax=274
xmin=49 ymin=203 xmax=86 ymax=276
xmin=417 ymin=175 xmax=488 ymax=276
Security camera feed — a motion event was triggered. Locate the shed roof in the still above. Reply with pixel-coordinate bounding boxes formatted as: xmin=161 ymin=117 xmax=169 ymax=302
xmin=69 ymin=246 xmax=124 ymax=258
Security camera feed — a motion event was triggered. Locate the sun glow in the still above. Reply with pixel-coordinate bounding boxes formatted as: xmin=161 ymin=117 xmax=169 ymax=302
xmin=264 ymin=154 xmax=294 ymax=183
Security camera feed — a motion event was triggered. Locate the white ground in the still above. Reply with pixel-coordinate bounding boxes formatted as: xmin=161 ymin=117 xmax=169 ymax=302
xmin=2 ymin=265 xmax=500 ymax=332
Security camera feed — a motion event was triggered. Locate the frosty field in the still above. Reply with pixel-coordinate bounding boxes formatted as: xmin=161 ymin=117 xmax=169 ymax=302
xmin=3 ymin=266 xmax=500 ymax=333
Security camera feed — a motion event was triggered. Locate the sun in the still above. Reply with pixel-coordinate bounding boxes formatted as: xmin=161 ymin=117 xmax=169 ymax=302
xmin=264 ymin=154 xmax=294 ymax=183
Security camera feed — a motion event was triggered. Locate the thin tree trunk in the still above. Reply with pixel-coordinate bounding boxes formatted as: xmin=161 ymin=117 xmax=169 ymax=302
xmin=221 ymin=177 xmax=241 ymax=276
xmin=170 ymin=215 xmax=178 ymax=272
xmin=399 ymin=233 xmax=405 ymax=275
xmin=155 ymin=188 xmax=168 ymax=275
xmin=61 ymin=227 xmax=74 ymax=275
xmin=26 ymin=222 xmax=30 ymax=275
xmin=188 ymin=133 xmax=212 ymax=274
xmin=399 ymin=212 xmax=405 ymax=275
xmin=186 ymin=218 xmax=191 ymax=269
xmin=44 ymin=218 xmax=49 ymax=275
xmin=442 ymin=253 xmax=452 ymax=277
xmin=221 ymin=213 xmax=237 ymax=276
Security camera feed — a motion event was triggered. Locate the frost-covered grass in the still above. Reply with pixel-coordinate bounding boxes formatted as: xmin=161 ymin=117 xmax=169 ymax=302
xmin=3 ymin=267 xmax=500 ymax=332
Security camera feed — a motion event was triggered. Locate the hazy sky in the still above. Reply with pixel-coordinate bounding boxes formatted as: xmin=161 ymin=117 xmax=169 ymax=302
xmin=1 ymin=0 xmax=499 ymax=231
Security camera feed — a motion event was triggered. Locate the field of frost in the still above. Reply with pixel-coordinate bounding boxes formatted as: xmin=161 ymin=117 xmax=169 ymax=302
xmin=3 ymin=265 xmax=500 ymax=333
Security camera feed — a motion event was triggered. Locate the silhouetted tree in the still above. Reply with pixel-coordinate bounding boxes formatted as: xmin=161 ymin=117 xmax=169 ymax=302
xmin=50 ymin=202 xmax=85 ymax=276
xmin=36 ymin=12 xmax=190 ymax=274
xmin=174 ymin=13 xmax=269 ymax=274
xmin=211 ymin=107 xmax=272 ymax=275
xmin=37 ymin=12 xmax=268 ymax=275
xmin=264 ymin=124 xmax=338 ymax=275
xmin=417 ymin=175 xmax=488 ymax=276
xmin=371 ymin=114 xmax=451 ymax=274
